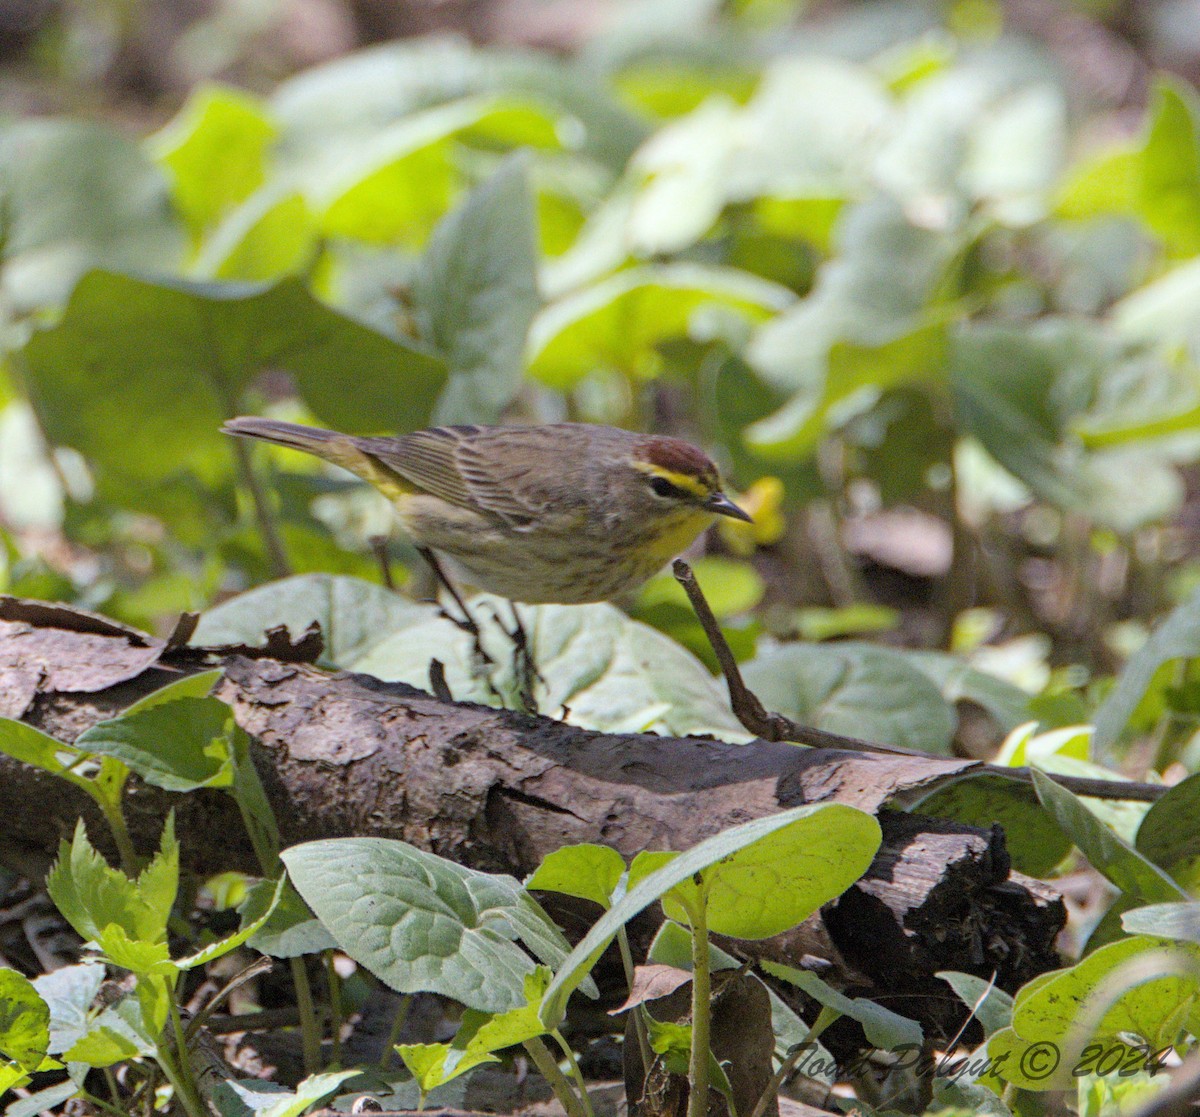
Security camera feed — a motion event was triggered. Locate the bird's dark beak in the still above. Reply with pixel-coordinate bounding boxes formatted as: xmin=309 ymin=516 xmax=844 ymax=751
xmin=707 ymin=491 xmax=753 ymax=523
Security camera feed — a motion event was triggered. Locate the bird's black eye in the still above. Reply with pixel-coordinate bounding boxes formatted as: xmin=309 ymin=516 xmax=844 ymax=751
xmin=649 ymin=476 xmax=683 ymax=499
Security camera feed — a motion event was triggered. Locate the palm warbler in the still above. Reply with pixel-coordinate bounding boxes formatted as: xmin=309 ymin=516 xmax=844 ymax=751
xmin=222 ymin=418 xmax=751 ymax=605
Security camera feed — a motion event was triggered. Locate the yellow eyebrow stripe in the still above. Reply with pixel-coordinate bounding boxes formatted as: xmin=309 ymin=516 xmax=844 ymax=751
xmin=634 ymin=462 xmax=712 ymax=499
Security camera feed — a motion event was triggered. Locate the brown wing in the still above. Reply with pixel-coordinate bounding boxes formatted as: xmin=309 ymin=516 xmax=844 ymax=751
xmin=370 ymin=424 xmax=608 ymax=528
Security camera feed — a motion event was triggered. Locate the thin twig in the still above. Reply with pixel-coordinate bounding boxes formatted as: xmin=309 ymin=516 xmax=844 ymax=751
xmin=672 ymin=560 xmax=1166 ymax=804
xmin=187 ymin=956 xmax=274 ymax=1040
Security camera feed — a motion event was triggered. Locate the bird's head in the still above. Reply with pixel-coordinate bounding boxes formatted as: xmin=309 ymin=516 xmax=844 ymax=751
xmin=630 ymin=437 xmax=751 ymax=524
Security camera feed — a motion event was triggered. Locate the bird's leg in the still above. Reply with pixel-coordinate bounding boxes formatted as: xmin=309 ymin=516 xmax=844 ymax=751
xmin=417 ymin=547 xmax=494 ymax=672
xmin=505 ymin=602 xmax=543 ymax=716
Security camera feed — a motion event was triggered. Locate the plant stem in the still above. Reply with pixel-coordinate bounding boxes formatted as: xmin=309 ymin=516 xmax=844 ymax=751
xmin=291 ymin=956 xmax=322 ymax=1075
xmin=524 ymin=1036 xmax=587 ymax=1117
xmin=325 ymin=952 xmax=344 ymax=1068
xmin=687 ymin=888 xmax=712 ymax=1117
xmin=230 ymin=430 xmax=291 ymax=579
xmin=551 ymin=1029 xmax=595 ymax=1117
xmin=95 ymin=794 xmax=141 ymax=876
xmin=164 ymin=997 xmax=207 ymax=1117
xmin=80 ymin=1089 xmax=132 ymax=1117
xmin=381 ymin=994 xmax=412 ymax=1068
xmin=617 ymin=926 xmax=654 ymax=1080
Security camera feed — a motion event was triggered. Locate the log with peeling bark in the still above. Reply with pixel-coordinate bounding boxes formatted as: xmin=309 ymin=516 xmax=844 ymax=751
xmin=0 ymin=596 xmax=1064 ymax=1041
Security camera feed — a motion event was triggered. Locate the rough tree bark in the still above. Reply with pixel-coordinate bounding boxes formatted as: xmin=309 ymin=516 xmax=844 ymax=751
xmin=0 ymin=597 xmax=1064 ymax=1041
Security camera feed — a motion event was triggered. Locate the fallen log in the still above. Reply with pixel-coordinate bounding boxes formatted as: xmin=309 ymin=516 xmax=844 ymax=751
xmin=0 ymin=597 xmax=1064 ymax=1040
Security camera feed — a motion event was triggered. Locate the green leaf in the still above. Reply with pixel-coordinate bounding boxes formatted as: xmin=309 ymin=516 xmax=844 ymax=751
xmin=178 ymin=875 xmax=286 ymax=969
xmin=4 ymin=1079 xmax=80 ymax=1117
xmin=744 ymin=197 xmax=956 ymax=457
xmin=246 ymin=880 xmax=337 ymax=958
xmin=740 ymin=641 xmax=956 ymax=753
xmin=1121 ymin=902 xmax=1200 ymax=943
xmin=911 ymin=775 xmax=1071 ymax=877
xmin=32 ymin=961 xmax=105 ymax=1055
xmin=194 ymin=189 xmax=318 ymax=282
xmin=526 ymin=845 xmax=626 ymax=910
xmin=21 ymin=271 xmax=446 ymax=507
xmin=46 ymin=818 xmax=176 ymax=950
xmin=1011 ymin=936 xmax=1200 ymax=1067
xmin=527 ymin=264 xmax=792 ymax=390
xmin=541 ymin=803 xmax=880 ymax=1026
xmin=0 ymin=970 xmax=50 ymax=1071
xmin=354 ymin=595 xmax=749 ymax=740
xmin=95 ymin=927 xmax=176 ymax=977
xmin=396 ymin=1042 xmax=500 ymax=1096
xmin=937 ymin=971 xmax=1014 ymax=1037
xmin=904 ymin=652 xmax=1031 ymax=732
xmin=1031 ymin=770 xmax=1184 ymax=903
xmin=0 ymin=719 xmax=77 ymax=776
xmin=122 ymin=670 xmax=224 ymax=717
xmin=75 ymin=697 xmax=236 ymax=793
xmin=0 ymin=119 xmax=184 ymax=313
xmin=952 ymin=319 xmax=1183 ymax=533
xmin=192 ymin=573 xmax=434 ymax=668
xmin=762 ymin=961 xmax=922 ymax=1048
xmin=1095 ymin=587 xmax=1200 ymax=758
xmin=413 ymin=154 xmax=540 ymax=423
xmin=281 ymin=838 xmax=579 ymax=1014
xmin=256 ymin=1070 xmax=360 ymax=1117
xmin=1136 ymin=773 xmax=1200 ymax=887
xmin=150 ymin=84 xmax=278 ymax=235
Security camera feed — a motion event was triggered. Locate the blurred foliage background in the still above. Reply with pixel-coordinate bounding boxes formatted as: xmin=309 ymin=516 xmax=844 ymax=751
xmin=9 ymin=0 xmax=1200 ymax=767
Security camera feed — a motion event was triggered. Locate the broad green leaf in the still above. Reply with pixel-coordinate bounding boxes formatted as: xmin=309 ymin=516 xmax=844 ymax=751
xmin=1137 ymin=80 xmax=1200 ymax=256
xmin=1122 ymin=902 xmax=1200 ymax=943
xmin=1031 ymin=770 xmax=1184 ymax=903
xmin=952 ymin=319 xmax=1182 ymax=533
xmin=526 ymin=845 xmax=626 ymax=910
xmin=177 ymin=875 xmax=286 ymax=969
xmin=745 ymin=197 xmax=957 ymax=456
xmin=740 ymin=641 xmax=955 ymax=753
xmin=937 ymin=971 xmax=1014 ymax=1037
xmin=396 ymin=1042 xmax=500 ymax=1096
xmin=1095 ymin=587 xmax=1200 ymax=758
xmin=312 ymin=100 xmax=480 ymax=246
xmin=541 ymin=803 xmax=881 ymax=1026
xmin=192 ymin=573 xmax=434 ymax=667
xmin=194 ymin=189 xmax=317 ymax=282
xmin=62 ymin=989 xmax=158 ymax=1066
xmin=399 ymin=967 xmax=551 ymax=1093
xmin=1137 ymin=773 xmax=1200 ymax=887
xmin=21 ymin=271 xmax=446 ymax=506
xmin=355 ymin=596 xmax=750 ymax=740
xmin=414 ymin=155 xmax=540 ymax=423
xmin=1012 ymin=936 xmax=1200 ymax=1060
xmin=0 ymin=719 xmax=77 ymax=776
xmin=246 ymin=880 xmax=337 ymax=958
xmin=0 ymin=119 xmax=184 ymax=313
xmin=271 ymin=37 xmax=644 ymax=175
xmin=150 ymin=84 xmax=278 ymax=235
xmin=32 ymin=962 xmax=105 ymax=1055
xmin=0 ymin=970 xmax=50 ymax=1070
xmin=762 ymin=961 xmax=922 ymax=1048
xmin=911 ymin=775 xmax=1071 ymax=877
xmin=3 ymin=1079 xmax=80 ymax=1117
xmin=257 ymin=1070 xmax=360 ymax=1117
xmin=122 ymin=670 xmax=224 ymax=717
xmin=0 ymin=1063 xmax=30 ymax=1096
xmin=282 ymin=838 xmax=578 ymax=1014
xmin=527 ymin=264 xmax=792 ymax=390
xmin=904 ymin=652 xmax=1031 ymax=732
xmin=75 ymin=697 xmax=236 ymax=793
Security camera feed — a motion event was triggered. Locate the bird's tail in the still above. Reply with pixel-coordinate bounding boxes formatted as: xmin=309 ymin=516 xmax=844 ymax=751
xmin=221 ymin=417 xmax=377 ymax=480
